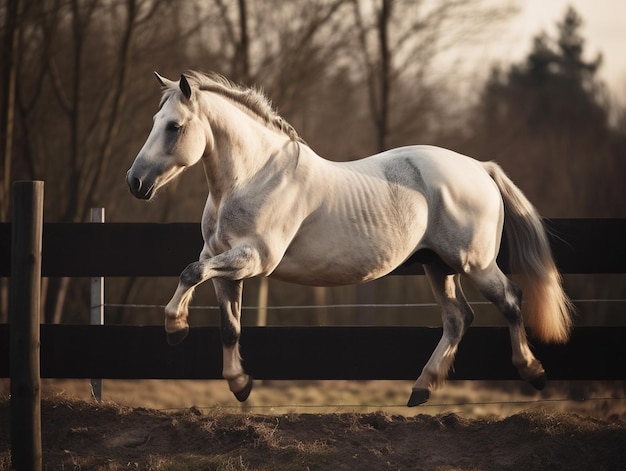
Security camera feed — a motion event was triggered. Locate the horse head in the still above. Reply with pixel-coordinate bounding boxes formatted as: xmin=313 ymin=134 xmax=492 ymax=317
xmin=126 ymin=73 xmax=209 ymax=200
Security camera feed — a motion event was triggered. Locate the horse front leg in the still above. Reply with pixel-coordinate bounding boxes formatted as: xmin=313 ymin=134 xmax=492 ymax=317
xmin=164 ymin=244 xmax=267 ymax=345
xmin=164 ymin=244 xmax=266 ymax=402
xmin=213 ymin=278 xmax=253 ymax=402
xmin=164 ymin=261 xmax=205 ymax=345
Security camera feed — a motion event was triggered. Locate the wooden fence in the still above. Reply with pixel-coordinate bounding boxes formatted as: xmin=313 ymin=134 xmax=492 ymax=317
xmin=1 ymin=208 xmax=626 ymax=383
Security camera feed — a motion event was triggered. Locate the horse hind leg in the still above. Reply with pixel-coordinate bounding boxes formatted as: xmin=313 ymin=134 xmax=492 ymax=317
xmin=468 ymin=264 xmax=547 ymax=390
xmin=409 ymin=261 xmax=474 ymax=406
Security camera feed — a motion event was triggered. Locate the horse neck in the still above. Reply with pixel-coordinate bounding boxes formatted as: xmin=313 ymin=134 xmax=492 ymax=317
xmin=200 ymin=93 xmax=292 ymax=198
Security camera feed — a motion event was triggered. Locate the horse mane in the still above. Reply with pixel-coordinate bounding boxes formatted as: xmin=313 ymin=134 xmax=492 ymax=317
xmin=178 ymin=70 xmax=305 ymax=144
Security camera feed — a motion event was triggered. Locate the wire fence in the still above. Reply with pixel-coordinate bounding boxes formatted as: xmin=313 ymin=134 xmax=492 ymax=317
xmin=105 ymin=298 xmax=626 ymax=312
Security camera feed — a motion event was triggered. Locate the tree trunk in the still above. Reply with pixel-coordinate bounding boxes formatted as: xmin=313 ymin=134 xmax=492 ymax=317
xmin=0 ymin=0 xmax=21 ymax=323
xmin=236 ymin=0 xmax=250 ymax=82
xmin=376 ymin=0 xmax=391 ymax=153
xmin=1 ymin=0 xmax=19 ymax=221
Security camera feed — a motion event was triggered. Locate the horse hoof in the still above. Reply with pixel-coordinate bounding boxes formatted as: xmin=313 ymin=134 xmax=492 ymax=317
xmin=529 ymin=372 xmax=547 ymax=391
xmin=233 ymin=377 xmax=254 ymax=403
xmin=407 ymin=389 xmax=430 ymax=407
xmin=166 ymin=327 xmax=189 ymax=346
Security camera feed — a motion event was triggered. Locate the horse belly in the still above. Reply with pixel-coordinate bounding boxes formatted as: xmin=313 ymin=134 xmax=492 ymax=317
xmin=271 ymin=249 xmax=403 ymax=286
xmin=271 ymin=216 xmax=425 ymax=286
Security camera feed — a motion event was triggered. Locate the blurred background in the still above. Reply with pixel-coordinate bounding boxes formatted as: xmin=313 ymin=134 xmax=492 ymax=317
xmin=1 ymin=0 xmax=625 ymax=331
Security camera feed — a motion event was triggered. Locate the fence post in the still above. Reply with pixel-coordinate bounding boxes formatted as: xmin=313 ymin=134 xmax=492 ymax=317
xmin=257 ymin=277 xmax=268 ymax=326
xmin=10 ymin=181 xmax=43 ymax=471
xmin=90 ymin=207 xmax=105 ymax=401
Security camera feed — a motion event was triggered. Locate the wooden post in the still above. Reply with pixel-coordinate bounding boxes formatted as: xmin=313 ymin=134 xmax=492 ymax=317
xmin=90 ymin=207 xmax=104 ymax=401
xmin=10 ymin=181 xmax=43 ymax=471
xmin=257 ymin=277 xmax=268 ymax=326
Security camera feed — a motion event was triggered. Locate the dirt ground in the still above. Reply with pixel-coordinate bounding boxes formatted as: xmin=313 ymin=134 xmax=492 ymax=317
xmin=1 ymin=394 xmax=625 ymax=471
xmin=1 ymin=379 xmax=626 ymax=470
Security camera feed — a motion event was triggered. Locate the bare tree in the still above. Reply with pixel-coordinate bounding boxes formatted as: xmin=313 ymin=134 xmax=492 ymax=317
xmin=1 ymin=0 xmax=21 ymax=221
xmin=352 ymin=0 xmax=391 ymax=152
xmin=0 ymin=0 xmax=20 ymax=322
xmin=4 ymin=0 xmax=175 ymax=322
xmin=211 ymin=0 xmax=251 ymax=82
xmin=352 ymin=0 xmax=515 ymax=153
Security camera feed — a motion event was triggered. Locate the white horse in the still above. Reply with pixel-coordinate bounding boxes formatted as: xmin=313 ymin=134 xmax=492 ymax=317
xmin=126 ymin=71 xmax=572 ymax=406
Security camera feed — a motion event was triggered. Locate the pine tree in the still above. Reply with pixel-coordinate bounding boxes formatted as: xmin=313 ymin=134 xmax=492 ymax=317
xmin=480 ymin=6 xmax=607 ymax=136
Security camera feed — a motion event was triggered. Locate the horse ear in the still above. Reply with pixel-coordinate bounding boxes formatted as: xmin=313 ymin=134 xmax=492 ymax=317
xmin=180 ymin=75 xmax=192 ymax=100
xmin=154 ymin=71 xmax=176 ymax=89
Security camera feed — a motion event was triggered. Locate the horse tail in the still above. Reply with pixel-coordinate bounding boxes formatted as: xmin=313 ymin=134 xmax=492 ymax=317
xmin=482 ymin=161 xmax=573 ymax=344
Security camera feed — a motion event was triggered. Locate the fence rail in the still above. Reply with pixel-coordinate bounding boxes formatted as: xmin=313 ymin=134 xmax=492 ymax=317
xmin=1 ymin=324 xmax=625 ymax=381
xmin=1 ymin=219 xmax=625 ymax=277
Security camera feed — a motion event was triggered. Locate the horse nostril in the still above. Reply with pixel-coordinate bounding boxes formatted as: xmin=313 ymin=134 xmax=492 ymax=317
xmin=128 ymin=176 xmax=142 ymax=195
xmin=127 ymin=174 xmax=154 ymax=200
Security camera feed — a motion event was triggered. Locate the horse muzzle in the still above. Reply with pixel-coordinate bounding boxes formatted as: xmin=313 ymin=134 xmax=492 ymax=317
xmin=126 ymin=171 xmax=154 ymax=200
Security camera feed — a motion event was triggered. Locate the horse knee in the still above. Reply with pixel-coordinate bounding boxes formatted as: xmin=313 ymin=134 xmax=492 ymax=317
xmin=180 ymin=261 xmax=205 ymax=286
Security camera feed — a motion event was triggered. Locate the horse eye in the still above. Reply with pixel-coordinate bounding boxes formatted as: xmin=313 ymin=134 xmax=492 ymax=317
xmin=166 ymin=122 xmax=181 ymax=132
